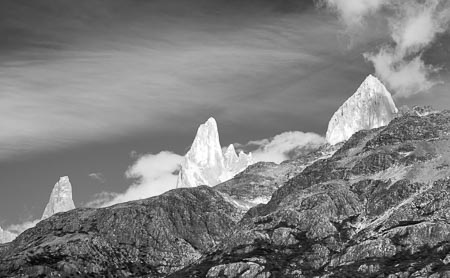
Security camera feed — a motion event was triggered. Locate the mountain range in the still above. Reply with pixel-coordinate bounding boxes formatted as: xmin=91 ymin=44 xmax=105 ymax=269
xmin=2 ymin=75 xmax=448 ymax=277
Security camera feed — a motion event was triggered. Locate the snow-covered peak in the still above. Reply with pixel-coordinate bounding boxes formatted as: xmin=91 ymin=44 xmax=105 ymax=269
xmin=326 ymin=75 xmax=398 ymax=145
xmin=186 ymin=117 xmax=224 ymax=169
xmin=41 ymin=176 xmax=76 ymax=220
xmin=237 ymin=151 xmax=253 ymax=170
xmin=177 ymin=118 xmax=253 ymax=188
xmin=224 ymin=144 xmax=239 ymax=169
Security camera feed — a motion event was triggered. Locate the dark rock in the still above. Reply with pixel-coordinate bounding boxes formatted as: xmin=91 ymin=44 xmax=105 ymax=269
xmin=0 ymin=186 xmax=242 ymax=277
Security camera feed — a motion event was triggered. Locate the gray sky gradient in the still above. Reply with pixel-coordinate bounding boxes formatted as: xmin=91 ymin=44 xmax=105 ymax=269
xmin=0 ymin=0 xmax=449 ymax=227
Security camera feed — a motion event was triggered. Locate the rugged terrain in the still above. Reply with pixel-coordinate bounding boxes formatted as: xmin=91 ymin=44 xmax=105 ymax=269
xmin=214 ymin=146 xmax=334 ymax=209
xmin=0 ymin=186 xmax=243 ymax=277
xmin=171 ymin=110 xmax=450 ymax=278
xmin=1 ymin=110 xmax=450 ymax=277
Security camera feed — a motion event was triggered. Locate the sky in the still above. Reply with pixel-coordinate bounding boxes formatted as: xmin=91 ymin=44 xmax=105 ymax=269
xmin=1 ymin=0 xmax=450 ymax=230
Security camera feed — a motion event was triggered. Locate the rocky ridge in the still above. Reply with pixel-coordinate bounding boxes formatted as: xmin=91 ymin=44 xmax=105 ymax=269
xmin=214 ymin=145 xmax=335 ymax=209
xmin=0 ymin=186 xmax=243 ymax=277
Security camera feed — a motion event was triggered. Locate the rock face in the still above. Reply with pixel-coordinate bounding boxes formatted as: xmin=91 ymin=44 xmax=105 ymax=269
xmin=326 ymin=74 xmax=398 ymax=145
xmin=172 ymin=110 xmax=450 ymax=278
xmin=0 ymin=226 xmax=16 ymax=244
xmin=0 ymin=186 xmax=243 ymax=277
xmin=41 ymin=176 xmax=76 ymax=220
xmin=177 ymin=118 xmax=253 ymax=188
xmin=215 ymin=145 xmax=334 ymax=209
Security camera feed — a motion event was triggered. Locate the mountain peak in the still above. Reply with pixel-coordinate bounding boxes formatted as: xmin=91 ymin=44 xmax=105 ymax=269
xmin=41 ymin=176 xmax=76 ymax=220
xmin=177 ymin=119 xmax=252 ymax=188
xmin=326 ymin=75 xmax=398 ymax=145
xmin=224 ymin=144 xmax=238 ymax=162
xmin=186 ymin=117 xmax=223 ymax=168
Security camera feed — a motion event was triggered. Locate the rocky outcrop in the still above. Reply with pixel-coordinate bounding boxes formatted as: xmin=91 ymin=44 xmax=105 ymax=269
xmin=172 ymin=110 xmax=450 ymax=278
xmin=215 ymin=145 xmax=334 ymax=209
xmin=177 ymin=118 xmax=252 ymax=188
xmin=41 ymin=176 xmax=76 ymax=220
xmin=0 ymin=186 xmax=243 ymax=277
xmin=326 ymin=75 xmax=398 ymax=145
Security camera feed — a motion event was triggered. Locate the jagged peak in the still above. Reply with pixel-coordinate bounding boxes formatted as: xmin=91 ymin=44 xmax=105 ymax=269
xmin=177 ymin=118 xmax=253 ymax=188
xmin=41 ymin=176 xmax=76 ymax=220
xmin=326 ymin=75 xmax=398 ymax=145
xmin=353 ymin=75 xmax=397 ymax=108
xmin=224 ymin=144 xmax=238 ymax=158
xmin=239 ymin=151 xmax=253 ymax=160
xmin=205 ymin=117 xmax=217 ymax=127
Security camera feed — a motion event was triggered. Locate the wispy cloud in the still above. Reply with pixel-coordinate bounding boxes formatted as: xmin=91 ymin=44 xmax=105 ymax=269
xmin=6 ymin=219 xmax=39 ymax=236
xmin=88 ymin=172 xmax=106 ymax=183
xmin=316 ymin=0 xmax=385 ymax=27
xmin=0 ymin=25 xmax=328 ymax=161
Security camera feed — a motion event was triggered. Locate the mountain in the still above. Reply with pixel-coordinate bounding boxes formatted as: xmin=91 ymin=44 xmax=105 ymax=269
xmin=177 ymin=117 xmax=253 ymax=188
xmin=2 ymin=108 xmax=450 ymax=277
xmin=215 ymin=145 xmax=334 ymax=209
xmin=172 ymin=109 xmax=450 ymax=278
xmin=0 ymin=186 xmax=243 ymax=277
xmin=41 ymin=176 xmax=76 ymax=220
xmin=0 ymin=227 xmax=15 ymax=244
xmin=326 ymin=74 xmax=398 ymax=145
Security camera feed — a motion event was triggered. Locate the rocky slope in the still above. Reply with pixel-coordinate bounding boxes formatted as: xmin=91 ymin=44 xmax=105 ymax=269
xmin=171 ymin=110 xmax=450 ymax=278
xmin=326 ymin=75 xmax=398 ymax=145
xmin=177 ymin=117 xmax=252 ymax=188
xmin=214 ymin=145 xmax=334 ymax=209
xmin=0 ymin=186 xmax=243 ymax=277
xmin=41 ymin=176 xmax=76 ymax=220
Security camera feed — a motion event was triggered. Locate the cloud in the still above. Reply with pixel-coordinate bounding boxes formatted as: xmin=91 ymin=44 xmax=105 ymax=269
xmin=243 ymin=131 xmax=326 ymax=164
xmin=95 ymin=151 xmax=183 ymax=207
xmin=0 ymin=1 xmax=331 ymax=162
xmin=320 ymin=0 xmax=450 ymax=97
xmin=88 ymin=172 xmax=106 ymax=183
xmin=364 ymin=49 xmax=437 ymax=97
xmin=6 ymin=219 xmax=40 ymax=236
xmin=83 ymin=191 xmax=119 ymax=208
xmin=87 ymin=130 xmax=325 ymax=207
xmin=317 ymin=0 xmax=386 ymax=27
